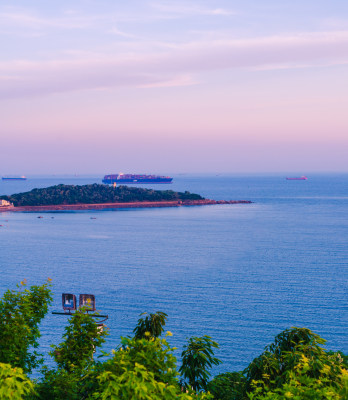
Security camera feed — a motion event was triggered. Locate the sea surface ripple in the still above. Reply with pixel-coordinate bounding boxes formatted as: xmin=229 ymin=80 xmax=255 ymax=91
xmin=0 ymin=173 xmax=347 ymax=374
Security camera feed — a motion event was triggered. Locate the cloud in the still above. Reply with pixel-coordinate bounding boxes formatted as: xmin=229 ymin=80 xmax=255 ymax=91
xmin=209 ymin=8 xmax=233 ymax=16
xmin=0 ymin=9 xmax=104 ymax=32
xmin=150 ymin=2 xmax=235 ymax=17
xmin=108 ymin=27 xmax=136 ymax=38
xmin=1 ymin=30 xmax=348 ymax=99
xmin=250 ymin=60 xmax=348 ymax=72
xmin=0 ymin=2 xmax=234 ymax=34
xmin=137 ymin=74 xmax=197 ymax=88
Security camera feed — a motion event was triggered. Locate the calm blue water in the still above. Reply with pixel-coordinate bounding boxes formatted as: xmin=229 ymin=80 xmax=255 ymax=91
xmin=0 ymin=174 xmax=347 ymax=374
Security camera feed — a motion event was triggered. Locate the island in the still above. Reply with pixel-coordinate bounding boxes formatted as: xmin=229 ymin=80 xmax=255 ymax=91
xmin=0 ymin=184 xmax=251 ymax=212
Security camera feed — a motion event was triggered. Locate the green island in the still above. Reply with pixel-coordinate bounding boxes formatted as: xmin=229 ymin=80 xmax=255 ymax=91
xmin=0 ymin=281 xmax=347 ymax=399
xmin=0 ymin=183 xmax=204 ymax=207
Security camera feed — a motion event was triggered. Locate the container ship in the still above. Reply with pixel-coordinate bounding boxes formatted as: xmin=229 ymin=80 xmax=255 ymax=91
xmin=102 ymin=173 xmax=173 ymax=184
xmin=286 ymin=176 xmax=308 ymax=180
xmin=2 ymin=176 xmax=27 ymax=181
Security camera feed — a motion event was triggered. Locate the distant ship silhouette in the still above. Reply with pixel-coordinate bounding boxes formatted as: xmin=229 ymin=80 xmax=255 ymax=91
xmin=286 ymin=176 xmax=308 ymax=180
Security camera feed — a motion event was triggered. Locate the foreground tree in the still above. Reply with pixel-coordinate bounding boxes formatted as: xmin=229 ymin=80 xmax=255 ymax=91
xmin=93 ymin=335 xmax=210 ymax=399
xmin=36 ymin=307 xmax=108 ymax=400
xmin=248 ymin=352 xmax=348 ymax=399
xmin=1 ymin=283 xmax=347 ymax=399
xmin=180 ymin=336 xmax=221 ymax=392
xmin=51 ymin=307 xmax=108 ymax=373
xmin=0 ymin=279 xmax=52 ymax=373
xmin=133 ymin=311 xmax=168 ymax=340
xmin=92 ymin=312 xmax=212 ymax=399
xmin=208 ymin=327 xmax=348 ymax=399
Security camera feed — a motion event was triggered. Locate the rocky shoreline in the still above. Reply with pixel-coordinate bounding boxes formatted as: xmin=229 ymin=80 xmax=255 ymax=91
xmin=0 ymin=199 xmax=252 ymax=212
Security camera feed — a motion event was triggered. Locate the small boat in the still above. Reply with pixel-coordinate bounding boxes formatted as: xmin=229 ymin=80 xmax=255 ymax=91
xmin=286 ymin=176 xmax=308 ymax=180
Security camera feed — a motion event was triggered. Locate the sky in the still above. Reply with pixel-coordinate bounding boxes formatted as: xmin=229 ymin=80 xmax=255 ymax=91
xmin=1 ymin=0 xmax=348 ymax=174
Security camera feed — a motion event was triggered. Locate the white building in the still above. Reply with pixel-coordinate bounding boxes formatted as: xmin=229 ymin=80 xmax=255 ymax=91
xmin=0 ymin=199 xmax=12 ymax=207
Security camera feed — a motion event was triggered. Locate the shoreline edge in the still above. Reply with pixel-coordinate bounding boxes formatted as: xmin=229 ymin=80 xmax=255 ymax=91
xmin=0 ymin=199 xmax=252 ymax=213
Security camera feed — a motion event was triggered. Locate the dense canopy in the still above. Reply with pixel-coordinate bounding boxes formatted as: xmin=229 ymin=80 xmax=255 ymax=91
xmin=0 ymin=184 xmax=204 ymax=206
xmin=0 ymin=281 xmax=347 ymax=399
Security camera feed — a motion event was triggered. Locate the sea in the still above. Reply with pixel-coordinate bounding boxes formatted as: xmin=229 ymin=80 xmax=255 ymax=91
xmin=0 ymin=173 xmax=347 ymax=375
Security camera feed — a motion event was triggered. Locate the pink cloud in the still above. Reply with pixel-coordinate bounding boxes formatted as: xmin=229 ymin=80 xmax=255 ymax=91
xmin=1 ymin=30 xmax=348 ymax=99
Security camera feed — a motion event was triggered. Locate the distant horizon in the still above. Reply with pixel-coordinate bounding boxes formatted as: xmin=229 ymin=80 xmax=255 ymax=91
xmin=1 ymin=171 xmax=348 ymax=177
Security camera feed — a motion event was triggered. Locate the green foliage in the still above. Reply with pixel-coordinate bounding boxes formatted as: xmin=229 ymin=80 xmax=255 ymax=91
xmin=102 ymin=335 xmax=178 ymax=386
xmin=0 ymin=183 xmax=204 ymax=206
xmin=96 ymin=363 xmax=177 ymax=400
xmin=50 ymin=307 xmax=108 ymax=373
xmin=93 ymin=335 xmax=213 ymax=399
xmin=35 ymin=360 xmax=109 ymax=400
xmin=34 ymin=367 xmax=82 ymax=400
xmin=208 ymin=327 xmax=348 ymax=400
xmin=95 ymin=363 xmax=212 ymax=400
xmin=244 ymin=327 xmax=336 ymax=393
xmin=207 ymin=372 xmax=246 ymax=400
xmin=327 ymin=350 xmax=348 ymax=369
xmin=247 ymin=353 xmax=348 ymax=399
xmin=1 ymin=282 xmax=346 ymax=400
xmin=0 ymin=279 xmax=52 ymax=373
xmin=0 ymin=362 xmax=35 ymax=399
xmin=179 ymin=335 xmax=221 ymax=392
xmin=133 ymin=311 xmax=168 ymax=340
xmin=36 ymin=308 xmax=108 ymax=399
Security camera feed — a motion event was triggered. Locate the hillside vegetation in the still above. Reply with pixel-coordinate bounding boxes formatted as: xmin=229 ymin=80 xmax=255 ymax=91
xmin=1 ymin=281 xmax=347 ymax=399
xmin=0 ymin=184 xmax=204 ymax=206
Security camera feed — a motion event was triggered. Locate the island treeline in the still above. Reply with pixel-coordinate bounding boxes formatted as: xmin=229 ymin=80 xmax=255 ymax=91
xmin=0 ymin=184 xmax=204 ymax=206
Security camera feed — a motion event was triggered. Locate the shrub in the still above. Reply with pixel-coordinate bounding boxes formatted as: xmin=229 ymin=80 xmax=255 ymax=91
xmin=0 ymin=362 xmax=35 ymax=400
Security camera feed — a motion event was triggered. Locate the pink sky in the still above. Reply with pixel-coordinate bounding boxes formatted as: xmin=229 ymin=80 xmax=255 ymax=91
xmin=1 ymin=1 xmax=348 ymax=174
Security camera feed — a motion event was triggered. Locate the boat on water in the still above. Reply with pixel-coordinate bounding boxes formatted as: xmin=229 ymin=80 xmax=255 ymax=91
xmin=102 ymin=173 xmax=173 ymax=184
xmin=2 ymin=176 xmax=27 ymax=181
xmin=286 ymin=176 xmax=308 ymax=180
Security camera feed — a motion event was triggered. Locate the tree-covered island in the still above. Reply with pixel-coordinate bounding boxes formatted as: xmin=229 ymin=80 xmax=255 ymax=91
xmin=0 ymin=184 xmax=204 ymax=207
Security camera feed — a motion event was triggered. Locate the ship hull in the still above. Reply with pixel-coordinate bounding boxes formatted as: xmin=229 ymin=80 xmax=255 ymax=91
xmin=102 ymin=178 xmax=172 ymax=184
xmin=103 ymin=173 xmax=173 ymax=184
xmin=2 ymin=177 xmax=27 ymax=181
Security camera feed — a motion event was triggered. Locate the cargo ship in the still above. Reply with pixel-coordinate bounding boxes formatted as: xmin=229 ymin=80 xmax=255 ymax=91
xmin=102 ymin=173 xmax=173 ymax=184
xmin=286 ymin=176 xmax=308 ymax=180
xmin=2 ymin=176 xmax=27 ymax=181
